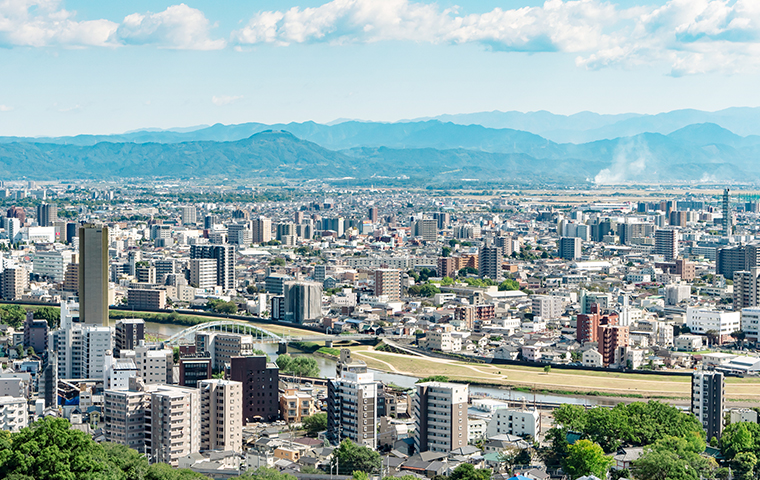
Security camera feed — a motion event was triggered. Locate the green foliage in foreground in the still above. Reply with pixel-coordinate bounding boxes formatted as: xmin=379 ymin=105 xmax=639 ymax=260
xmin=0 ymin=418 xmax=207 ymax=480
xmin=562 ymin=439 xmax=614 ymax=480
xmin=332 ymin=440 xmax=382 ymax=475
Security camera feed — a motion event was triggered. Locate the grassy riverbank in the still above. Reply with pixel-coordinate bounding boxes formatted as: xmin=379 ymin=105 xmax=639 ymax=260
xmin=348 ymin=346 xmax=760 ymax=400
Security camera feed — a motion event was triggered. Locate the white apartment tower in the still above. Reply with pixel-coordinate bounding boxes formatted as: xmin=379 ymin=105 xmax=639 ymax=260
xmin=327 ymin=371 xmax=377 ymax=449
xmin=414 ymin=382 xmax=469 ymax=453
xmin=199 ymin=379 xmax=243 ymax=452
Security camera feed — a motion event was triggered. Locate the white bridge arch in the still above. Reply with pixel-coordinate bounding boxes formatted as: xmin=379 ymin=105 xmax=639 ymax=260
xmin=165 ymin=321 xmax=284 ymax=345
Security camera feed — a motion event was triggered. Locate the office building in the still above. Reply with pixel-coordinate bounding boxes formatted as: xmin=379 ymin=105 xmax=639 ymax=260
xmin=179 ymin=354 xmax=212 ymax=388
xmin=197 ymin=332 xmax=254 ymax=370
xmin=190 ymin=244 xmax=236 ymax=291
xmin=373 ymin=269 xmax=401 ymax=301
xmin=79 ymin=224 xmax=110 ymax=325
xmin=115 ymin=318 xmax=145 ymax=357
xmin=531 ymin=295 xmax=564 ymax=320
xmin=199 ymin=379 xmax=243 ymax=452
xmin=414 ymin=381 xmax=468 ymax=453
xmin=36 ymin=203 xmax=57 ymax=227
xmin=655 ymin=229 xmax=678 ymax=261
xmin=558 ymin=237 xmax=582 ymax=261
xmin=412 ymin=218 xmax=438 ymax=242
xmin=480 ymin=244 xmax=503 ymax=280
xmin=327 ymin=371 xmax=377 ymax=448
xmin=181 ymin=206 xmax=197 ymax=225
xmin=127 ymin=288 xmax=167 ymax=310
xmin=1 ymin=266 xmax=27 ymax=300
xmin=252 ymin=217 xmax=271 ymax=244
xmin=685 ymin=307 xmax=741 ymax=345
xmin=691 ymin=371 xmax=725 ymax=441
xmin=284 ymin=281 xmax=323 ymax=324
xmin=230 ymin=356 xmax=279 ymax=423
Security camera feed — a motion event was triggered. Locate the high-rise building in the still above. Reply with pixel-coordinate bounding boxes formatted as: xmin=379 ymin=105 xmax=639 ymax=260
xmin=716 ymin=244 xmax=760 ymax=280
xmin=413 ymin=381 xmax=468 ymax=453
xmin=412 ymin=218 xmax=438 ymax=242
xmin=196 ymin=332 xmax=254 ymax=370
xmin=179 ymin=354 xmax=212 ymax=388
xmin=284 ymin=281 xmax=323 ymax=324
xmin=229 ymin=356 xmax=279 ymax=423
xmin=23 ymin=314 xmax=48 ymax=354
xmin=146 ymin=385 xmax=201 ymax=465
xmin=104 ymin=380 xmax=150 ymax=452
xmin=135 ymin=344 xmax=174 ymax=384
xmin=252 ymin=217 xmax=271 ymax=244
xmin=576 ymin=304 xmax=619 ymax=344
xmin=558 ymin=237 xmax=582 ymax=261
xmin=7 ymin=206 xmax=25 ymax=225
xmin=598 ymin=324 xmax=629 ymax=366
xmin=155 ymin=259 xmax=175 ymax=284
xmin=368 ymin=207 xmax=379 ymax=223
xmin=734 ymin=268 xmax=760 ymax=310
xmin=313 ymin=264 xmax=326 ymax=283
xmin=655 ymin=228 xmax=678 ymax=261
xmin=189 ymin=258 xmax=216 ymax=288
xmin=327 ymin=371 xmax=377 ymax=448
xmin=321 ymin=217 xmax=345 ymax=237
xmin=52 ymin=301 xmax=112 ymax=380
xmin=114 ymin=318 xmax=145 ymax=357
xmin=36 ymin=203 xmax=57 ymax=227
xmin=181 ymin=206 xmax=197 ymax=225
xmin=1 ymin=266 xmax=27 ymax=300
xmin=691 ymin=371 xmax=725 ymax=441
xmin=531 ymin=295 xmax=564 ymax=320
xmin=373 ymin=269 xmax=401 ymax=301
xmin=79 ymin=224 xmax=109 ymax=326
xmin=127 ymin=288 xmax=167 ymax=310
xmin=199 ymin=379 xmax=243 ymax=452
xmin=723 ymin=188 xmax=732 ymax=236
xmin=479 ymin=245 xmax=503 ymax=280
xmin=190 ymin=244 xmax=235 ymax=291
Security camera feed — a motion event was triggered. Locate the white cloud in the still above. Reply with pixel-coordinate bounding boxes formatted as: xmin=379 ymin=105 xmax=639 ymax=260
xmin=114 ymin=4 xmax=225 ymax=50
xmin=231 ymin=0 xmax=760 ymax=75
xmin=0 ymin=1 xmax=224 ymax=49
xmin=212 ymin=95 xmax=244 ymax=106
xmin=0 ymin=104 xmax=13 ymax=111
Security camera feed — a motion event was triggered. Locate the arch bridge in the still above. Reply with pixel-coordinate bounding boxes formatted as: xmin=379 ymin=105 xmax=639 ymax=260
xmin=165 ymin=321 xmax=284 ymax=345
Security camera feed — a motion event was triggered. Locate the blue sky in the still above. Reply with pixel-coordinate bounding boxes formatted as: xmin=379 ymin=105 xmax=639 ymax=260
xmin=1 ymin=0 xmax=759 ymax=136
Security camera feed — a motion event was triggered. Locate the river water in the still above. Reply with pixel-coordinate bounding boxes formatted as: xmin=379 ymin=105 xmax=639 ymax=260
xmin=136 ymin=321 xmax=620 ymax=407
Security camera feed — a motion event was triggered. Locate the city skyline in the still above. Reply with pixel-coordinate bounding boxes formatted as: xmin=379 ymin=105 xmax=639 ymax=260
xmin=1 ymin=0 xmax=759 ymax=136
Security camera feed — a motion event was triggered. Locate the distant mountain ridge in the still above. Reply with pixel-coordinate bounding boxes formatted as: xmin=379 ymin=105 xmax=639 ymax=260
xmin=1 ymin=123 xmax=760 ymax=184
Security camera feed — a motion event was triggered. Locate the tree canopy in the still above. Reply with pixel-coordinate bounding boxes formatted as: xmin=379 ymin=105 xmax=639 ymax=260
xmin=275 ymin=354 xmax=320 ymax=377
xmin=237 ymin=467 xmax=297 ymax=480
xmin=332 ymin=440 xmax=382 ymax=475
xmin=562 ymin=439 xmax=614 ymax=480
xmin=631 ymin=435 xmax=713 ymax=480
xmin=302 ymin=413 xmax=327 ymax=436
xmin=449 ymin=463 xmax=491 ymax=480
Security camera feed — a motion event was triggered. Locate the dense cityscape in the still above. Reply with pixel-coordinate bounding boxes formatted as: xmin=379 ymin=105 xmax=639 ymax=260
xmin=0 ymin=181 xmax=758 ymax=479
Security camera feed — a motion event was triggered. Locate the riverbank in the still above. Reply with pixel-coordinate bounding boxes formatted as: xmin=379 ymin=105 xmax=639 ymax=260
xmin=348 ymin=346 xmax=760 ymax=401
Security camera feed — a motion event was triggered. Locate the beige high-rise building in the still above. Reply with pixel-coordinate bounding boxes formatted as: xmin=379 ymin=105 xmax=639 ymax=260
xmin=252 ymin=216 xmax=271 ymax=244
xmin=199 ymin=379 xmax=243 ymax=452
xmin=79 ymin=225 xmax=109 ymax=325
xmin=146 ymin=385 xmax=200 ymax=466
xmin=189 ymin=258 xmax=216 ymax=288
xmin=1 ymin=266 xmax=27 ymax=300
xmin=374 ymin=269 xmax=401 ymax=301
xmin=181 ymin=206 xmax=197 ymax=225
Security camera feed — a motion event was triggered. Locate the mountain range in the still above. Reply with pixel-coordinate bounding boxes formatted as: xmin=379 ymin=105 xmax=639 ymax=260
xmin=1 ymin=107 xmax=760 ymax=184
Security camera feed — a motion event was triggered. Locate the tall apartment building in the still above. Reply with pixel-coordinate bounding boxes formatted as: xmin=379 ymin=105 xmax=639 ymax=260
xmin=199 ymin=379 xmax=243 ymax=452
xmin=741 ymin=308 xmax=760 ymax=343
xmin=227 ymin=222 xmax=253 ymax=246
xmin=52 ymin=310 xmax=112 ymax=380
xmin=63 ymin=261 xmax=79 ymax=292
xmin=135 ymin=266 xmax=156 ymax=284
xmin=79 ymin=224 xmax=109 ymax=325
xmin=0 ymin=396 xmax=29 ymax=432
xmin=189 ymin=258 xmax=216 ymax=289
xmin=734 ymin=268 xmax=760 ymax=310
xmin=414 ymin=381 xmax=468 ymax=453
xmin=284 ymin=281 xmax=323 ymax=324
xmin=146 ymin=385 xmax=201 ymax=465
xmin=127 ymin=288 xmax=167 ymax=310
xmin=252 ymin=217 xmax=272 ymax=244
xmin=179 ymin=354 xmax=212 ymax=388
xmin=36 ymin=203 xmax=57 ymax=227
xmin=558 ymin=237 xmax=582 ymax=261
xmin=654 ymin=229 xmax=678 ymax=261
xmin=313 ymin=264 xmax=326 ymax=283
xmin=104 ymin=380 xmax=150 ymax=452
xmin=181 ymin=206 xmax=197 ymax=225
xmin=23 ymin=315 xmax=48 ymax=354
xmin=135 ymin=344 xmax=173 ymax=384
xmin=115 ymin=318 xmax=145 ymax=357
xmin=368 ymin=207 xmax=379 ymax=223
xmin=373 ymin=269 xmax=401 ymax=301
xmin=155 ymin=259 xmax=176 ymax=284
xmin=723 ymin=188 xmax=732 ymax=236
xmin=1 ymin=266 xmax=27 ymax=300
xmin=327 ymin=371 xmax=377 ymax=448
xmin=598 ymin=324 xmax=629 ymax=366
xmin=412 ymin=218 xmax=438 ymax=242
xmin=33 ymin=249 xmax=72 ymax=282
xmin=480 ymin=245 xmax=503 ymax=280
xmin=691 ymin=371 xmax=725 ymax=441
xmin=229 ymin=356 xmax=279 ymax=423
xmin=576 ymin=304 xmax=619 ymax=344
xmin=716 ymin=244 xmax=759 ymax=280
xmin=197 ymin=332 xmax=254 ymax=370
xmin=531 ymin=295 xmax=563 ymax=320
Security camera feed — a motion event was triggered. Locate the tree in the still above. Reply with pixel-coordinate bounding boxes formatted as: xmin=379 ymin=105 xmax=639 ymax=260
xmin=102 ymin=442 xmax=149 ymax=480
xmin=332 ymin=439 xmax=382 ymax=475
xmin=144 ymin=462 xmax=209 ymax=480
xmin=442 ymin=246 xmax=452 ymax=257
xmin=303 ymin=413 xmax=327 ymax=436
xmin=631 ymin=436 xmax=711 ymax=480
xmin=34 ymin=307 xmax=60 ymax=329
xmin=543 ymin=365 xmax=551 ymax=374
xmin=207 ymin=299 xmax=237 ymax=314
xmin=498 ymin=279 xmax=520 ymax=291
xmin=416 ymin=375 xmax=449 ymax=383
xmin=562 ymin=439 xmax=614 ymax=480
xmin=449 ymin=463 xmax=492 ymax=480
xmin=721 ymin=422 xmax=760 ymax=460
xmin=0 ymin=305 xmax=26 ymax=329
xmin=276 ymin=354 xmax=320 ymax=377
xmin=705 ymin=329 xmax=720 ymax=346
xmin=270 ymin=258 xmax=286 ymax=266
xmin=732 ymin=452 xmax=758 ymax=480
xmin=353 ymin=471 xmax=369 ymax=480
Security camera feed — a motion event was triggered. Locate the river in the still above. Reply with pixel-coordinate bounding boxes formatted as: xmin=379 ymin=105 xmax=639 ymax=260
xmin=130 ymin=321 xmax=621 ymax=407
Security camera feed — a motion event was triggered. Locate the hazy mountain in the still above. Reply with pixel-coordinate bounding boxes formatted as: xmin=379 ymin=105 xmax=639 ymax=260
xmin=1 ymin=126 xmax=760 ymax=184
